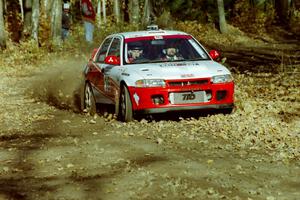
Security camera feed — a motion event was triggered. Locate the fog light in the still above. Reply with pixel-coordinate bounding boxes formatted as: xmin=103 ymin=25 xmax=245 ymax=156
xmin=216 ymin=90 xmax=227 ymax=101
xmin=206 ymin=91 xmax=212 ymax=101
xmin=152 ymin=95 xmax=164 ymax=105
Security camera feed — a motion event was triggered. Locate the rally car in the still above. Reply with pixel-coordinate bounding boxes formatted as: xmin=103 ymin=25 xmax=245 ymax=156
xmin=82 ymin=26 xmax=234 ymax=122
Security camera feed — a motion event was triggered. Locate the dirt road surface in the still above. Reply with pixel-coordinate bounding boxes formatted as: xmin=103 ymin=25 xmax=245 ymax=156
xmin=0 ymin=56 xmax=299 ymax=200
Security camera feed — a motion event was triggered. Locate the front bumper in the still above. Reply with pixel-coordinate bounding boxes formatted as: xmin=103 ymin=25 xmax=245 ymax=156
xmin=135 ymin=103 xmax=234 ymax=114
xmin=127 ymin=79 xmax=234 ymax=115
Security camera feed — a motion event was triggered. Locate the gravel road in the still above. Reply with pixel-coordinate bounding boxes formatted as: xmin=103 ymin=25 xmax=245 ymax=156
xmin=0 ymin=57 xmax=299 ymax=200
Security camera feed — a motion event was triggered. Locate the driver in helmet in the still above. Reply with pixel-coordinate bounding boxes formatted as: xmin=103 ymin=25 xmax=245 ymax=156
xmin=162 ymin=44 xmax=183 ymax=61
xmin=128 ymin=45 xmax=144 ymax=63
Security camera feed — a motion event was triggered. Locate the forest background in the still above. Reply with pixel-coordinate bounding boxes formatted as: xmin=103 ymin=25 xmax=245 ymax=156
xmin=0 ymin=0 xmax=299 ymax=56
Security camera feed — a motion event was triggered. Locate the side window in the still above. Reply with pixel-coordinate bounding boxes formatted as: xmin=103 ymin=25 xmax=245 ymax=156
xmin=97 ymin=38 xmax=112 ymax=62
xmin=107 ymin=38 xmax=121 ymax=57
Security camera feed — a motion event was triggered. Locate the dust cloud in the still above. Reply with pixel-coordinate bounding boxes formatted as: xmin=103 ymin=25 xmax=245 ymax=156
xmin=28 ymin=56 xmax=87 ymax=112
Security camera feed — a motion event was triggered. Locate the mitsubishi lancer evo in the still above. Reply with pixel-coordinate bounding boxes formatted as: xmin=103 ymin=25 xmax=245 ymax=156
xmin=82 ymin=26 xmax=234 ymax=122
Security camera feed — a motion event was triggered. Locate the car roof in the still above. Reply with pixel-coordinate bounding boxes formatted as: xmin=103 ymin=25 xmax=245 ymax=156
xmin=110 ymin=30 xmax=190 ymax=39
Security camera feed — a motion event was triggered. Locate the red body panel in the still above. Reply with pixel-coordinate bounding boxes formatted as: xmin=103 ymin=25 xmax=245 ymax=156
xmin=86 ymin=61 xmax=234 ymax=114
xmin=127 ymin=79 xmax=234 ymax=112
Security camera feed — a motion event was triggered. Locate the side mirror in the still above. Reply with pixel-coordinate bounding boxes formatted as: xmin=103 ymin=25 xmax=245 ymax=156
xmin=209 ymin=50 xmax=220 ymax=60
xmin=90 ymin=48 xmax=99 ymax=60
xmin=104 ymin=55 xmax=120 ymax=65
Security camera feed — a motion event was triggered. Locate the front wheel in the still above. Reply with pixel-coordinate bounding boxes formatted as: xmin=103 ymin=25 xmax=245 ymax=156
xmin=220 ymin=107 xmax=234 ymax=115
xmin=83 ymin=82 xmax=97 ymax=116
xmin=119 ymin=85 xmax=133 ymax=122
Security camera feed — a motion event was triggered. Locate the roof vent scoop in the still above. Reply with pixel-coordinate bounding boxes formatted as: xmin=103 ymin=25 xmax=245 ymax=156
xmin=147 ymin=25 xmax=159 ymax=31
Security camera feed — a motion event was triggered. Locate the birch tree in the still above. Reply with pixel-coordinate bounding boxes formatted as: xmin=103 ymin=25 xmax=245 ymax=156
xmin=19 ymin=0 xmax=24 ymax=22
xmin=97 ymin=0 xmax=102 ymax=26
xmin=32 ymin=0 xmax=40 ymax=42
xmin=43 ymin=0 xmax=54 ymax=17
xmin=217 ymin=0 xmax=227 ymax=33
xmin=51 ymin=0 xmax=62 ymax=44
xmin=113 ymin=0 xmax=120 ymax=23
xmin=24 ymin=0 xmax=32 ymax=34
xmin=102 ymin=0 xmax=106 ymax=23
xmin=142 ymin=0 xmax=151 ymax=25
xmin=130 ymin=0 xmax=139 ymax=25
xmin=0 ymin=0 xmax=6 ymax=48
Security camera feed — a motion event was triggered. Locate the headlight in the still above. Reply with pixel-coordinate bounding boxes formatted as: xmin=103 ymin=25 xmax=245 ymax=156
xmin=212 ymin=74 xmax=233 ymax=83
xmin=135 ymin=79 xmax=166 ymax=87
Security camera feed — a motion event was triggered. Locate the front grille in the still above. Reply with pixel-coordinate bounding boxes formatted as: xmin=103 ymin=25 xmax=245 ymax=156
xmin=168 ymin=79 xmax=209 ymax=87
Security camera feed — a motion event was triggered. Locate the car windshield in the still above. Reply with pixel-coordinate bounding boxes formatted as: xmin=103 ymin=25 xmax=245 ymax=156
xmin=124 ymin=35 xmax=209 ymax=64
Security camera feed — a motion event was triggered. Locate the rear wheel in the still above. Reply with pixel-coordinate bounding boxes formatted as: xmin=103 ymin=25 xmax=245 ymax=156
xmin=83 ymin=82 xmax=97 ymax=116
xmin=119 ymin=85 xmax=133 ymax=122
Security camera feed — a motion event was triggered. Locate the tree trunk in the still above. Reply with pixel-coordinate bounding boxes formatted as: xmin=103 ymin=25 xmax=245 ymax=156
xmin=275 ymin=0 xmax=291 ymax=23
xmin=217 ymin=0 xmax=227 ymax=33
xmin=102 ymin=0 xmax=106 ymax=23
xmin=113 ymin=0 xmax=120 ymax=23
xmin=24 ymin=0 xmax=32 ymax=35
xmin=97 ymin=0 xmax=102 ymax=26
xmin=32 ymin=0 xmax=40 ymax=42
xmin=123 ymin=0 xmax=129 ymax=22
xmin=43 ymin=0 xmax=54 ymax=17
xmin=142 ymin=0 xmax=151 ymax=26
xmin=130 ymin=0 xmax=139 ymax=25
xmin=19 ymin=0 xmax=24 ymax=21
xmin=51 ymin=0 xmax=62 ymax=45
xmin=0 ymin=0 xmax=6 ymax=48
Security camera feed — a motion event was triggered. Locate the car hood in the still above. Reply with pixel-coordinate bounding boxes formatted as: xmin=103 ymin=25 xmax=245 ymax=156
xmin=126 ymin=60 xmax=231 ymax=80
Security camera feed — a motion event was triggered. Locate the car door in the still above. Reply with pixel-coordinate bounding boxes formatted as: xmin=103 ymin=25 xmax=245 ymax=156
xmin=102 ymin=37 xmax=122 ymax=101
xmin=86 ymin=37 xmax=113 ymax=104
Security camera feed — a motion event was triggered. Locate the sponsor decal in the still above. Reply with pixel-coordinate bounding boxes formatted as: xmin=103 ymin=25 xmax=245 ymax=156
xmin=159 ymin=63 xmax=200 ymax=67
xmin=133 ymin=93 xmax=139 ymax=105
xmin=182 ymin=93 xmax=196 ymax=100
xmin=181 ymin=74 xmax=194 ymax=78
xmin=154 ymin=35 xmax=163 ymax=39
xmin=104 ymin=76 xmax=110 ymax=92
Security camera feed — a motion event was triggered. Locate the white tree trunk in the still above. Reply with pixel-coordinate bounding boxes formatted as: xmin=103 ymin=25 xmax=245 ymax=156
xmin=102 ymin=0 xmax=106 ymax=23
xmin=97 ymin=0 xmax=102 ymax=26
xmin=217 ymin=0 xmax=227 ymax=33
xmin=32 ymin=0 xmax=40 ymax=42
xmin=130 ymin=0 xmax=139 ymax=24
xmin=24 ymin=0 xmax=32 ymax=34
xmin=0 ymin=0 xmax=6 ymax=48
xmin=43 ymin=0 xmax=53 ymax=17
xmin=113 ymin=0 xmax=120 ymax=23
xmin=19 ymin=0 xmax=24 ymax=22
xmin=51 ymin=0 xmax=62 ymax=44
xmin=142 ymin=0 xmax=151 ymax=25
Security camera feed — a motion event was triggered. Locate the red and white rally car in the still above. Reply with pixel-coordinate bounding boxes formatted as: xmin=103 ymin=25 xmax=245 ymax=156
xmin=82 ymin=26 xmax=234 ymax=121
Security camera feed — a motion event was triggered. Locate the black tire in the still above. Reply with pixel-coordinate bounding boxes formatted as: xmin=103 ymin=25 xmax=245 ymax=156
xmin=119 ymin=85 xmax=133 ymax=122
xmin=82 ymin=82 xmax=97 ymax=116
